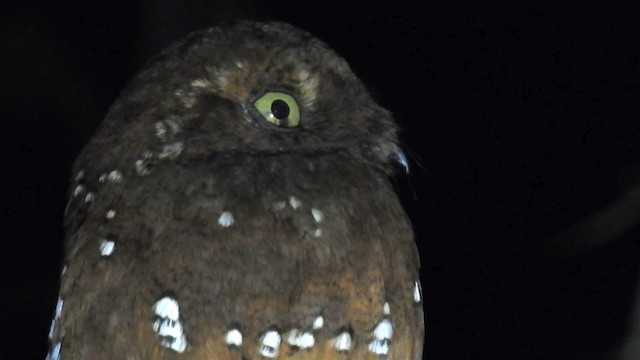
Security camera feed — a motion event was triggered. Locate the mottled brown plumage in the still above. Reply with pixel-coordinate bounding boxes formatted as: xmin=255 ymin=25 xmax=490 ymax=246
xmin=46 ymin=21 xmax=423 ymax=360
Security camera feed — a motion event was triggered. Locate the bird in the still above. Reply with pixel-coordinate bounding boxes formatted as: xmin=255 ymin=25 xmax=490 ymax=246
xmin=45 ymin=21 xmax=424 ymax=360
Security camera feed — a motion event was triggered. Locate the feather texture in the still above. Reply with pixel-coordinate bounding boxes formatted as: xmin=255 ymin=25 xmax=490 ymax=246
xmin=47 ymin=21 xmax=423 ymax=360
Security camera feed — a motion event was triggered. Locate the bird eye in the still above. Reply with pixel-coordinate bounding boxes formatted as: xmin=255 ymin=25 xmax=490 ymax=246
xmin=253 ymin=92 xmax=300 ymax=128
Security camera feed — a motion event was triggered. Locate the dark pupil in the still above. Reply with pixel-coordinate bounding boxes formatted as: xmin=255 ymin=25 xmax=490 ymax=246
xmin=271 ymin=99 xmax=290 ymax=119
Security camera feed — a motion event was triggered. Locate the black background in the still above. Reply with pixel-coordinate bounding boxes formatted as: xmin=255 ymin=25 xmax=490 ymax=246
xmin=2 ymin=2 xmax=640 ymax=359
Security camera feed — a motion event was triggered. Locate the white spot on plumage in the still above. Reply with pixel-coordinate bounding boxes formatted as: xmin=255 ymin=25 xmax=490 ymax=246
xmin=154 ymin=121 xmax=167 ymax=139
xmin=413 ymin=280 xmax=422 ymax=303
xmin=48 ymin=297 xmax=62 ymax=340
xmin=312 ymin=316 xmax=324 ymax=330
xmin=175 ymin=89 xmax=197 ymax=108
xmin=46 ymin=342 xmax=61 ymax=360
xmin=289 ymin=196 xmax=301 ymax=209
xmin=285 ymin=329 xmax=300 ymax=345
xmin=259 ymin=330 xmax=281 ymax=358
xmin=75 ymin=170 xmax=85 ymax=181
xmin=330 ymin=331 xmax=352 ymax=352
xmin=135 ymin=159 xmax=147 ymax=175
xmin=99 ymin=173 xmax=107 ymax=182
xmin=313 ymin=229 xmax=322 ymax=237
xmin=159 ymin=142 xmax=183 ymax=159
xmin=106 ymin=209 xmax=116 ymax=219
xmin=54 ymin=297 xmax=64 ymax=319
xmin=154 ymin=319 xmax=182 ymax=338
xmin=372 ymin=319 xmax=393 ymax=340
xmin=218 ymin=211 xmax=235 ymax=227
xmin=73 ymin=184 xmax=85 ymax=197
xmin=296 ymin=69 xmax=310 ymax=82
xmin=311 ymin=208 xmax=324 ymax=223
xmin=135 ymin=151 xmax=153 ymax=176
xmin=273 ymin=201 xmax=286 ymax=211
xmin=152 ymin=297 xmax=187 ymax=353
xmin=301 ymin=332 xmax=316 ymax=347
xmin=225 ymin=328 xmax=243 ymax=347
xmin=170 ymin=333 xmax=188 ymax=353
xmin=99 ymin=240 xmax=115 ymax=256
xmin=213 ymin=70 xmax=229 ymax=89
xmin=85 ymin=192 xmax=95 ymax=203
xmin=48 ymin=318 xmax=56 ymax=339
xmin=392 ymin=148 xmax=409 ymax=174
xmin=368 ymin=319 xmax=393 ymax=356
xmin=61 ymin=265 xmax=67 ymax=277
xmin=298 ymin=73 xmax=319 ymax=110
xmin=153 ymin=318 xmax=187 ymax=353
xmin=107 ymin=170 xmax=123 ymax=183
xmin=153 ymin=297 xmax=180 ymax=321
xmin=191 ymin=79 xmax=212 ymax=88
xmin=286 ymin=330 xmax=315 ymax=349
xmin=383 ymin=302 xmax=391 ymax=315
xmin=368 ymin=339 xmax=390 ymax=356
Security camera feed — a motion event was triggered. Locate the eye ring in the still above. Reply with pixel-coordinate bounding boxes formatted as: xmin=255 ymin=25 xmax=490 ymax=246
xmin=253 ymin=92 xmax=300 ymax=128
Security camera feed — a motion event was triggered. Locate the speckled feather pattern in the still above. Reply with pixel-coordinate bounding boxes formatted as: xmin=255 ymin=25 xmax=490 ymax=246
xmin=48 ymin=21 xmax=423 ymax=360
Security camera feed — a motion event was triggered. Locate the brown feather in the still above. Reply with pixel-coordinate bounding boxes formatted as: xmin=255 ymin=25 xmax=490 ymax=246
xmin=47 ymin=21 xmax=423 ymax=360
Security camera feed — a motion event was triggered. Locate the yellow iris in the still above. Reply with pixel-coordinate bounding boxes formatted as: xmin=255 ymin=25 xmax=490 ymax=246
xmin=253 ymin=92 xmax=300 ymax=128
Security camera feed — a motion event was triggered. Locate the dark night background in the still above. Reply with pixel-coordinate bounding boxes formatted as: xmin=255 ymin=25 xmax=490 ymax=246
xmin=2 ymin=2 xmax=640 ymax=359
